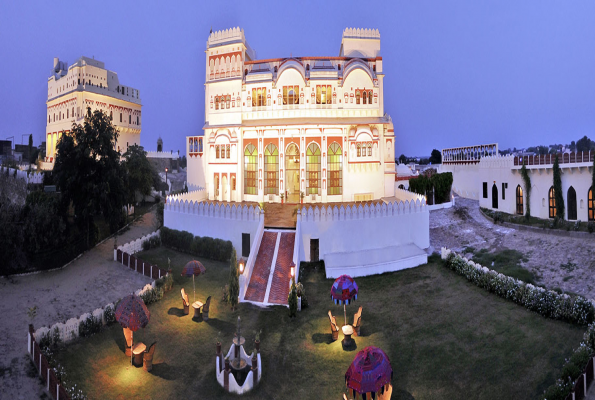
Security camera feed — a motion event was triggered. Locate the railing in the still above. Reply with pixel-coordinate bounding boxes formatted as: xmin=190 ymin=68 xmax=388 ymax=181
xmin=513 ymin=151 xmax=594 ymax=166
xmin=240 ymin=215 xmax=265 ymax=301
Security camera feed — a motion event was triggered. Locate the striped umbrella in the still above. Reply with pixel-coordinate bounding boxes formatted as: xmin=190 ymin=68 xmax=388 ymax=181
xmin=331 ymin=275 xmax=358 ymax=326
xmin=345 ymin=346 xmax=393 ymax=399
xmin=181 ymin=260 xmax=206 ymax=303
xmin=115 ymin=294 xmax=150 ymax=365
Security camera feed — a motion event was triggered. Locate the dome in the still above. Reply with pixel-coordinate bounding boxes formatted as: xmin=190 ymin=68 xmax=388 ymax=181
xmin=396 ymin=163 xmax=413 ymax=177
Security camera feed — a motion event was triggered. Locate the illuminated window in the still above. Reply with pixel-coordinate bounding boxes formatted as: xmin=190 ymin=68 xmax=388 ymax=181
xmin=548 ymin=186 xmax=556 ymax=218
xmin=362 ymin=90 xmax=367 ymax=104
xmin=231 ymin=175 xmax=236 ymax=191
xmin=216 ymin=146 xmax=220 ymax=159
xmin=357 ymin=143 xmax=361 ymax=157
xmin=356 ymin=90 xmax=361 ymax=104
xmin=516 ymin=185 xmax=523 ymax=215
xmin=226 ymin=95 xmax=231 ymax=108
xmin=244 ymin=144 xmax=257 ymax=195
xmin=368 ymin=91 xmax=373 ymax=104
xmin=226 ymin=144 xmax=230 ymax=159
xmin=367 ymin=143 xmax=372 ymax=157
xmin=264 ymin=143 xmax=279 ymax=195
xmin=316 ymin=85 xmax=332 ymax=104
xmin=327 ymin=142 xmax=342 ymax=195
xmin=215 ymin=97 xmax=219 ymax=110
xmin=283 ymin=86 xmax=299 ymax=105
xmin=306 ymin=143 xmax=321 ymax=195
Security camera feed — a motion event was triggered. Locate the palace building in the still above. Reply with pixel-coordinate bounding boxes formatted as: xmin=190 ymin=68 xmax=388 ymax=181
xmin=186 ymin=27 xmax=396 ymax=203
xmin=167 ymin=28 xmax=429 ymax=305
xmin=42 ymin=56 xmax=142 ymax=169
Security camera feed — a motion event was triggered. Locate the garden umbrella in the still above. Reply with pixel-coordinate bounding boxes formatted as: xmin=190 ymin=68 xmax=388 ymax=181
xmin=116 ymin=294 xmax=151 ymax=365
xmin=345 ymin=346 xmax=393 ymax=399
xmin=331 ymin=274 xmax=358 ymax=326
xmin=181 ymin=260 xmax=206 ymax=303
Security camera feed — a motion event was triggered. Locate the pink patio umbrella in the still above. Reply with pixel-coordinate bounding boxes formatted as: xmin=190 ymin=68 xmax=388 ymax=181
xmin=331 ymin=274 xmax=359 ymax=326
xmin=181 ymin=260 xmax=206 ymax=303
xmin=345 ymin=346 xmax=393 ymax=400
xmin=116 ymin=294 xmax=150 ymax=365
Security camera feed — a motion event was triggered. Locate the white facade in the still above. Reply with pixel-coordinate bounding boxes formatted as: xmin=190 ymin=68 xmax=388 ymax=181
xmin=187 ymin=27 xmax=396 ymax=204
xmin=43 ymin=56 xmax=142 ymax=169
xmin=440 ymin=144 xmax=595 ymax=221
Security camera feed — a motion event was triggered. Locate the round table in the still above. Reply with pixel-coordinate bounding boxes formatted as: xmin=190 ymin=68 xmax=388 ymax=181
xmin=132 ymin=342 xmax=146 ymax=366
xmin=342 ymin=325 xmax=354 ymax=345
xmin=192 ymin=301 xmax=204 ymax=318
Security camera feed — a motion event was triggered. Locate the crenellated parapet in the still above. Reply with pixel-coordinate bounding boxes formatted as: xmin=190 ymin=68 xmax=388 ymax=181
xmin=442 ymin=143 xmax=498 ymax=164
xmin=342 ymin=28 xmax=381 ymax=39
xmin=300 ymin=198 xmax=426 ymax=223
xmin=165 ymin=200 xmax=262 ymax=222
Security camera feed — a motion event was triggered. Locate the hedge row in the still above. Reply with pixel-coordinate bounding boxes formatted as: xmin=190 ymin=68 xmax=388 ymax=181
xmin=443 ymin=250 xmax=595 ymax=326
xmin=160 ymin=226 xmax=233 ymax=262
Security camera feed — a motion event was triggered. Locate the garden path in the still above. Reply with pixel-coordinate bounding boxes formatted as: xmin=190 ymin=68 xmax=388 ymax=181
xmin=0 ymin=210 xmax=156 ymax=399
xmin=430 ymin=196 xmax=595 ymax=298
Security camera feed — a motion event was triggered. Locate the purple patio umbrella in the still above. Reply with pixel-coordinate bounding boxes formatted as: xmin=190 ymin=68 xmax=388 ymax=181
xmin=345 ymin=346 xmax=393 ymax=399
xmin=331 ymin=274 xmax=359 ymax=326
xmin=116 ymin=294 xmax=150 ymax=365
xmin=181 ymin=260 xmax=206 ymax=303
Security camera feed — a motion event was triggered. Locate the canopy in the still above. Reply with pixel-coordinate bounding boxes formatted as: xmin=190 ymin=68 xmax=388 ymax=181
xmin=345 ymin=346 xmax=393 ymax=397
xmin=116 ymin=294 xmax=150 ymax=331
xmin=181 ymin=260 xmax=206 ymax=277
xmin=331 ymin=275 xmax=358 ymax=305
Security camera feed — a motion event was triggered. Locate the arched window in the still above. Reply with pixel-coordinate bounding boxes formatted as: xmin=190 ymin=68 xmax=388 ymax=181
xmin=492 ymin=183 xmax=498 ymax=209
xmin=398 ymin=184 xmax=405 ymax=190
xmin=548 ymin=186 xmax=556 ymax=218
xmin=226 ymin=144 xmax=230 ymax=159
xmin=355 ymin=90 xmax=361 ymax=104
xmin=110 ymin=111 xmax=113 ymax=120
xmin=362 ymin=90 xmax=367 ymax=104
xmin=216 ymin=146 xmax=220 ymax=159
xmin=306 ymin=143 xmax=321 ymax=195
xmin=215 ymin=97 xmax=219 ymax=110
xmin=357 ymin=143 xmax=361 ymax=157
xmin=226 ymin=95 xmax=231 ymax=108
xmin=48 ymin=115 xmax=50 ymax=123
xmin=567 ymin=186 xmax=577 ymax=220
xmin=589 ymin=187 xmax=594 ymax=221
xmin=72 ymin=107 xmax=74 ymax=118
xmin=327 ymin=142 xmax=342 ymax=195
xmin=129 ymin=115 xmax=131 ymax=124
xmin=367 ymin=143 xmax=372 ymax=157
xmin=516 ymin=185 xmax=523 ymax=215
xmin=283 ymin=86 xmax=299 ymax=105
xmin=368 ymin=91 xmax=373 ymax=104
xmin=137 ymin=116 xmax=139 ymax=125
xmin=264 ymin=144 xmax=279 ymax=195
xmin=244 ymin=144 xmax=257 ymax=195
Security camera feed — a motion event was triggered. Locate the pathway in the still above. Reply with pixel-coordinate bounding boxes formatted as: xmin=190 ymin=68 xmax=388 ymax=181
xmin=0 ymin=210 xmax=156 ymax=399
xmin=244 ymin=230 xmax=295 ymax=305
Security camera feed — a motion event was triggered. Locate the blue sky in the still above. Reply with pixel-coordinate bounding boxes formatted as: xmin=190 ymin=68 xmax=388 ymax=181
xmin=1 ymin=0 xmax=594 ymax=156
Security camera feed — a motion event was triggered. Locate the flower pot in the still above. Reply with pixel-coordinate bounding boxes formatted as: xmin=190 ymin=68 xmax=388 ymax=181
xmin=216 ymin=342 xmax=221 ymax=354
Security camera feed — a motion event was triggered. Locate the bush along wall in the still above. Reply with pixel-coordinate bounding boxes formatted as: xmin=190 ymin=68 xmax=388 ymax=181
xmin=441 ymin=249 xmax=595 ymax=325
xmin=409 ymin=172 xmax=453 ymax=204
xmin=160 ymin=226 xmax=233 ymax=262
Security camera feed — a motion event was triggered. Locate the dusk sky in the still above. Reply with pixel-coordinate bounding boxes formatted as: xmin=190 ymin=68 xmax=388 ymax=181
xmin=1 ymin=0 xmax=594 ymax=157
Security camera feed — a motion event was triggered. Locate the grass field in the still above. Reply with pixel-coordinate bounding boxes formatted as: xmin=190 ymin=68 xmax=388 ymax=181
xmin=54 ymin=249 xmax=584 ymax=400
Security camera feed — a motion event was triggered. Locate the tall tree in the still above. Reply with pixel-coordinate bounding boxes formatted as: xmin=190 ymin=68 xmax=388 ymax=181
xmin=553 ymin=155 xmax=565 ymax=219
xmin=429 ymin=149 xmax=442 ymax=164
xmin=123 ymin=144 xmax=153 ymax=204
xmin=570 ymin=141 xmax=576 ymax=152
xmin=54 ymin=107 xmax=128 ymax=244
xmin=228 ymin=247 xmax=239 ymax=311
xmin=398 ymin=154 xmax=407 ymax=164
xmin=576 ymin=136 xmax=595 ymax=152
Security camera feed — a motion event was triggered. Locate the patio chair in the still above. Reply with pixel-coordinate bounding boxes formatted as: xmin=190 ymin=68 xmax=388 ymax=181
xmin=328 ymin=310 xmax=339 ymax=341
xmin=123 ymin=327 xmax=133 ymax=356
xmin=181 ymin=288 xmax=190 ymax=315
xmin=352 ymin=306 xmax=362 ymax=337
xmin=202 ymin=296 xmax=212 ymax=321
xmin=143 ymin=342 xmax=157 ymax=372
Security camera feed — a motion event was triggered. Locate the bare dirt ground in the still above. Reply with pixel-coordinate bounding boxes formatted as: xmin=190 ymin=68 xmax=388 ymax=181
xmin=431 ymin=197 xmax=595 ymax=298
xmin=0 ymin=211 xmax=156 ymax=399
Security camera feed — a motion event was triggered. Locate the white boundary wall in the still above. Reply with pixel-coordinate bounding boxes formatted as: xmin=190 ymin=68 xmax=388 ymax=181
xmin=164 ymin=196 xmax=263 ymax=256
xmin=115 ymin=229 xmax=160 ymax=257
xmin=299 ymin=196 xmax=429 ymax=278
xmin=1 ymin=167 xmax=44 ymax=184
xmin=438 ymin=163 xmax=480 ymax=199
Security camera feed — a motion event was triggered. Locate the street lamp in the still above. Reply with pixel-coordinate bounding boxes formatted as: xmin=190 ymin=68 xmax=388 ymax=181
xmin=290 ymin=261 xmax=296 ymax=283
xmin=165 ymin=167 xmax=169 ymax=187
xmin=238 ymin=258 xmax=245 ymax=274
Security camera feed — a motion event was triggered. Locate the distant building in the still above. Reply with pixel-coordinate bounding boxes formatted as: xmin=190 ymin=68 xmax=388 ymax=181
xmin=42 ymin=56 xmax=142 ymax=169
xmin=147 ymin=137 xmax=179 ymax=173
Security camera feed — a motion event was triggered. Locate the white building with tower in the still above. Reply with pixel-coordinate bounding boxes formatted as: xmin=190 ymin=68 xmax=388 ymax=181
xmin=42 ymin=56 xmax=142 ymax=169
xmin=166 ymin=28 xmax=430 ymax=307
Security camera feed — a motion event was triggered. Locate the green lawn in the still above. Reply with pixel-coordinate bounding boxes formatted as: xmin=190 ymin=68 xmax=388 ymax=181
xmin=54 ymin=250 xmax=584 ymax=400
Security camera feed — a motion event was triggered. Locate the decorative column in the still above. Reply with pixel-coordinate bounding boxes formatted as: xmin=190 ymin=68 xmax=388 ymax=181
xmin=224 ymin=358 xmax=230 ymax=391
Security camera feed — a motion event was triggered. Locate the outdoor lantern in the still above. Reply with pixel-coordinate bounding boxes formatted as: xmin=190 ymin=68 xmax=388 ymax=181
xmin=290 ymin=261 xmax=296 ymax=279
xmin=238 ymin=258 xmax=245 ymax=274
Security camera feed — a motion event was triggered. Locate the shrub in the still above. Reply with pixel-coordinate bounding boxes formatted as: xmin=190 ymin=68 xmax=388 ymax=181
xmin=78 ymin=315 xmax=102 ymax=337
xmin=142 ymin=235 xmax=161 ymax=251
xmin=588 ymin=222 xmax=595 ymax=234
xmin=39 ymin=327 xmax=61 ymax=350
xmin=228 ymin=248 xmax=239 ymax=310
xmin=160 ymin=226 xmax=233 ymax=262
xmin=103 ymin=304 xmax=116 ymax=325
xmin=288 ymin=281 xmax=298 ymax=318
